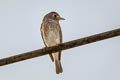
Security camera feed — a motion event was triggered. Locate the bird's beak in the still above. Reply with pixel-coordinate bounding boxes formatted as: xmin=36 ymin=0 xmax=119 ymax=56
xmin=57 ymin=17 xmax=65 ymax=20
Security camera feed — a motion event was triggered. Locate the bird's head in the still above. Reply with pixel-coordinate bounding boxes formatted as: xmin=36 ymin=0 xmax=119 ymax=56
xmin=43 ymin=11 xmax=65 ymax=22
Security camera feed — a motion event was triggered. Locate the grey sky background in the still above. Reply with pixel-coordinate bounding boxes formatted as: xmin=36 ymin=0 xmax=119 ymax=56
xmin=0 ymin=0 xmax=120 ymax=80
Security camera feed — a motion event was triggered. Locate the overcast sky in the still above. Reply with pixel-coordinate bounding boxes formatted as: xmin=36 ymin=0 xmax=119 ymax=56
xmin=0 ymin=0 xmax=120 ymax=80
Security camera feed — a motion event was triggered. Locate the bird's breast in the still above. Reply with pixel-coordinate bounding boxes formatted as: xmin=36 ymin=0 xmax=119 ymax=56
xmin=42 ymin=22 xmax=61 ymax=45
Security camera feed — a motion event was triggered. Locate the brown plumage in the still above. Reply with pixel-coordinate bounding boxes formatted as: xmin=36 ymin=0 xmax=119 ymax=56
xmin=40 ymin=11 xmax=65 ymax=74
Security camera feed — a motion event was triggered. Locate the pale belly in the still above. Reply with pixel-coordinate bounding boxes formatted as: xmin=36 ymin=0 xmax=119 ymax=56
xmin=45 ymin=30 xmax=60 ymax=46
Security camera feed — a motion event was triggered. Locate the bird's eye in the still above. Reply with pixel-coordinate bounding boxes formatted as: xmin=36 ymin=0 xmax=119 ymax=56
xmin=54 ymin=14 xmax=57 ymax=18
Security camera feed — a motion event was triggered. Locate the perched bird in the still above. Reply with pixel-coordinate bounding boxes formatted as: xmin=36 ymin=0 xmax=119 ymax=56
xmin=40 ymin=11 xmax=65 ymax=74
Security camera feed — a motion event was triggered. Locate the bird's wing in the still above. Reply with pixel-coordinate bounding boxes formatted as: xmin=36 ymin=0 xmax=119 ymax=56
xmin=41 ymin=22 xmax=54 ymax=62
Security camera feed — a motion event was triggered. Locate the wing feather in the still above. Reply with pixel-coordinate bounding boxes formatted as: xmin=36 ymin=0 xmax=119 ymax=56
xmin=41 ymin=22 xmax=54 ymax=62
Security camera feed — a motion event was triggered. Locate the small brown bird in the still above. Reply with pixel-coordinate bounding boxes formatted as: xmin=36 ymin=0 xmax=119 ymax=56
xmin=40 ymin=11 xmax=65 ymax=74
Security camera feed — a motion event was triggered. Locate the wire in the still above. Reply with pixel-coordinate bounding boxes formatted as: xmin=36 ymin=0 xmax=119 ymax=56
xmin=0 ymin=28 xmax=120 ymax=66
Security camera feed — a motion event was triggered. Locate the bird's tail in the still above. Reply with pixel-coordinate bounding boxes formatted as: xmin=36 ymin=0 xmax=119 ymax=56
xmin=55 ymin=60 xmax=63 ymax=74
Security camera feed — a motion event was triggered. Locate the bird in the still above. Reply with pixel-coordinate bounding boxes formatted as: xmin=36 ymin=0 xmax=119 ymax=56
xmin=40 ymin=11 xmax=65 ymax=74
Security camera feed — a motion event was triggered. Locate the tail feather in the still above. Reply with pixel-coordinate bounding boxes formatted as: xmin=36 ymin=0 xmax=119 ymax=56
xmin=55 ymin=60 xmax=63 ymax=74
